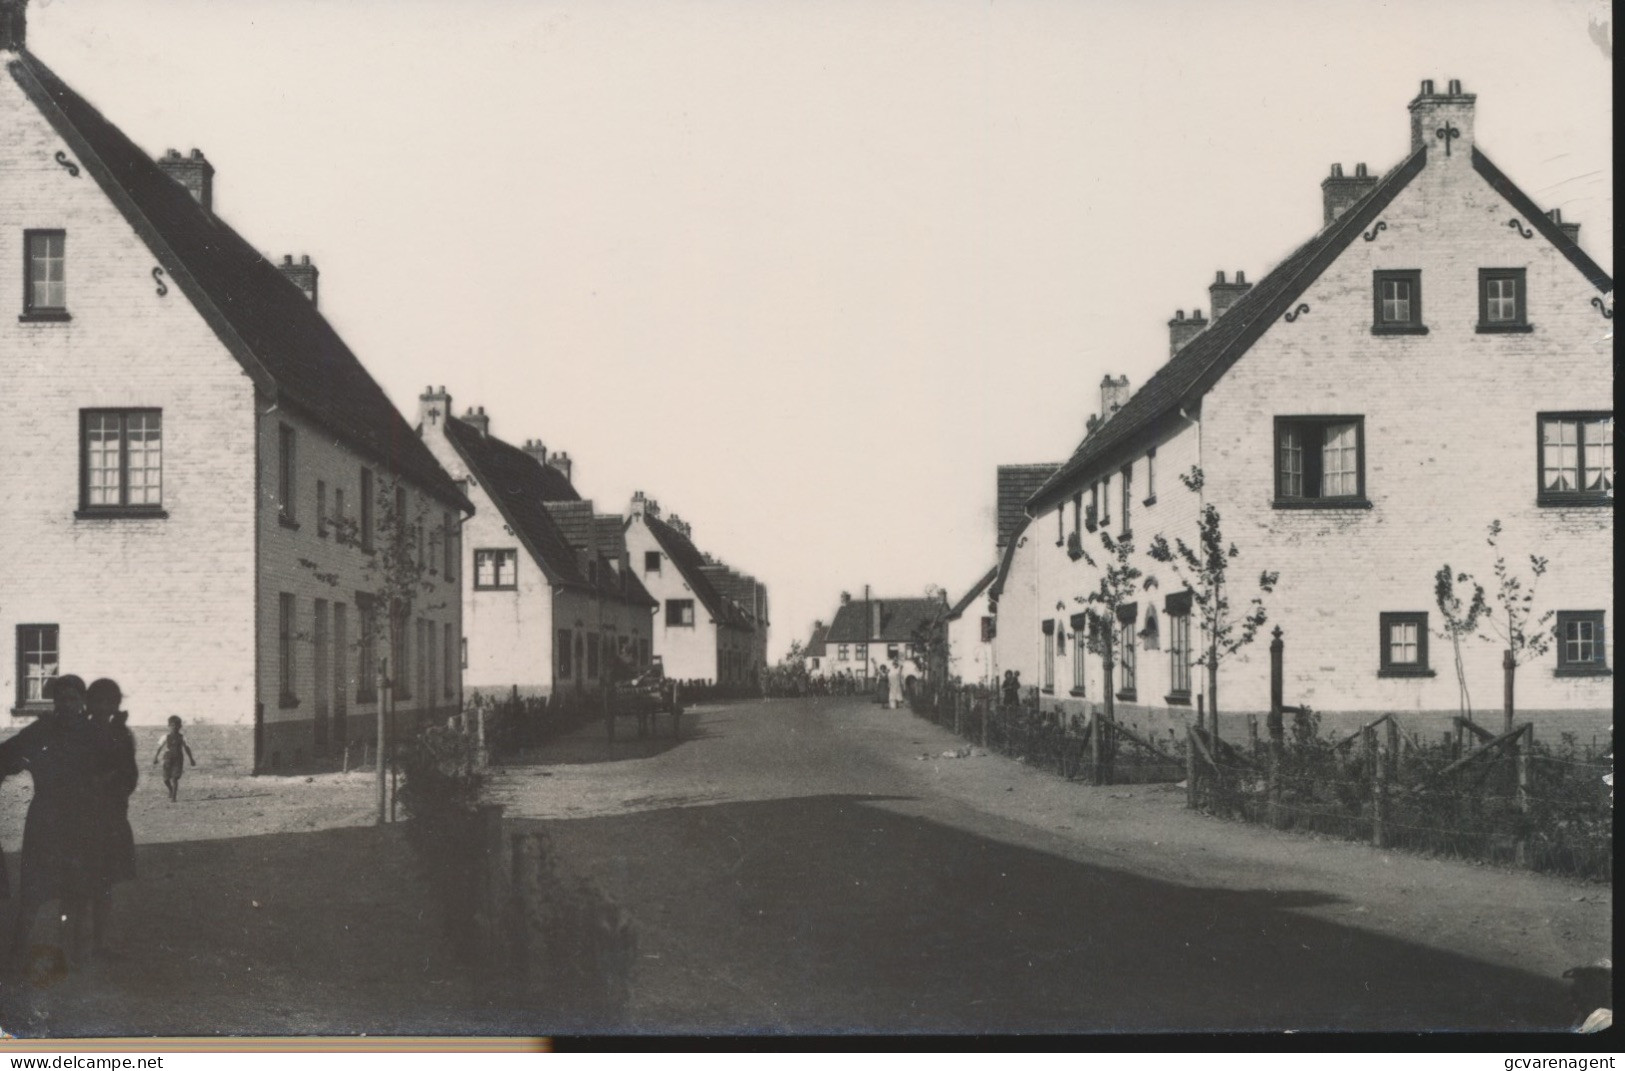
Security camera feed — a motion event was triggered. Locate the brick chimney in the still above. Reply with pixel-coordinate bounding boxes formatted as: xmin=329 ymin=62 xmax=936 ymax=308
xmin=1100 ymin=374 xmax=1131 ymax=419
xmin=417 ymin=385 xmax=451 ymax=432
xmin=1321 ymin=163 xmax=1377 ymax=225
xmin=1209 ymin=270 xmax=1252 ymax=318
xmin=277 ymin=254 xmax=318 ymax=305
xmin=522 ymin=439 xmax=549 ymax=467
xmin=630 ymin=491 xmax=648 ymax=518
xmin=157 ymin=149 xmax=215 ymax=212
xmin=1547 ymin=208 xmax=1581 ymax=245
xmin=666 ymin=513 xmax=690 ymax=540
xmin=546 ymin=450 xmax=572 ymax=483
xmin=1409 ymin=78 xmax=1474 ymax=162
xmin=870 ymin=600 xmax=883 ymax=639
xmin=0 ymin=0 xmax=27 ymax=52
xmin=1168 ymin=309 xmax=1206 ymax=356
xmin=462 ymin=405 xmax=489 ymax=438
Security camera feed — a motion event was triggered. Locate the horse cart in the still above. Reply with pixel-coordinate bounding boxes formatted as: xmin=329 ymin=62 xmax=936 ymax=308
xmin=607 ymin=658 xmax=684 ymax=742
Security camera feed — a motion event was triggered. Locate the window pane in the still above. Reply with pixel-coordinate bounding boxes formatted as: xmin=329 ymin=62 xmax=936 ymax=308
xmin=86 ymin=413 xmax=123 ymax=505
xmin=1584 ymin=418 xmax=1613 ymax=492
xmin=1543 ymin=420 xmax=1579 ymax=491
xmin=20 ymin=625 xmax=60 ymax=703
xmin=1487 ymin=277 xmax=1517 ymax=322
xmin=1322 ymin=422 xmax=1359 ymax=496
xmin=1280 ymin=427 xmax=1303 ymax=497
xmin=126 ymin=412 xmax=162 ymax=505
xmin=1382 ymin=279 xmax=1410 ymax=323
xmin=30 ymin=234 xmax=65 ymax=309
xmin=1389 ymin=621 xmax=1418 ymax=665
xmin=475 ymin=552 xmax=494 ymax=587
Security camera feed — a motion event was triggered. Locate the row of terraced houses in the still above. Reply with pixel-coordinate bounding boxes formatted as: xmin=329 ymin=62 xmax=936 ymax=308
xmin=940 ymin=79 xmax=1612 ymax=740
xmin=0 ymin=10 xmax=767 ymax=771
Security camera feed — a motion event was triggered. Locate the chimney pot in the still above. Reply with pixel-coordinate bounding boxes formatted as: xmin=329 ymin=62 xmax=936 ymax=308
xmin=1420 ymin=79 xmax=1434 ymax=95
xmin=1168 ymin=307 xmax=1206 ymax=355
xmin=462 ymin=406 xmax=490 ymax=437
xmin=1329 ymin=163 xmax=1344 ymax=178
xmin=1235 ymin=270 xmax=1246 ymax=284
xmin=1447 ymin=78 xmax=1462 ymax=95
xmin=1409 ymin=76 xmax=1475 ymax=154
xmin=301 ymin=254 xmax=310 ymax=266
xmin=156 ymin=147 xmax=216 ymax=213
xmin=1355 ymin=163 xmax=1368 ymax=178
xmin=275 ymin=252 xmax=319 ymax=306
xmin=1210 ymin=269 xmax=1254 ymax=319
xmin=1 ymin=0 xmax=29 ymax=51
xmin=283 ymin=254 xmax=293 ymax=265
xmin=1322 ymin=159 xmax=1378 ymax=225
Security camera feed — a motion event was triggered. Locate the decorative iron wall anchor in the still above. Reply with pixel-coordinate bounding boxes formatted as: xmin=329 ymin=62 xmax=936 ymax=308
xmin=152 ymin=267 xmax=168 ymax=297
xmin=1507 ymin=218 xmax=1534 ymax=239
xmin=1435 ymin=123 xmax=1460 ymax=156
xmin=1284 ymin=303 xmax=1310 ymax=323
xmin=1590 ymin=296 xmax=1613 ymax=320
xmin=54 ymin=150 xmax=80 ymax=177
xmin=1362 ymin=221 xmax=1387 ymax=242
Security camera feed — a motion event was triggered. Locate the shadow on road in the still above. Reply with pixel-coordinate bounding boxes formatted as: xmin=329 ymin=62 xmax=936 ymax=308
xmin=506 ymin=725 xmax=721 ymax=768
xmin=516 ymin=792 xmax=1573 ymax=1035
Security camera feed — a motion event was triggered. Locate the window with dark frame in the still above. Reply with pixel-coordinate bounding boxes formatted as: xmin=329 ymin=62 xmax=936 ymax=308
xmin=557 ymin=629 xmax=573 ymax=680
xmin=1100 ymin=474 xmax=1111 ymax=528
xmin=644 ymin=551 xmax=661 ymax=573
xmin=23 ymin=230 xmax=67 ymax=319
xmin=317 ymin=481 xmax=329 ymax=538
xmin=1167 ymin=601 xmax=1192 ymax=701
xmin=1275 ymin=416 xmax=1366 ymax=506
xmin=80 ymin=409 xmax=163 ymax=514
xmin=313 ymin=599 xmax=330 ymax=745
xmin=1478 ymin=268 xmax=1529 ymax=332
xmin=667 ymin=599 xmax=695 ymax=627
xmin=15 ymin=624 xmax=59 ymax=710
xmin=1378 ymin=611 xmax=1432 ymax=676
xmin=333 ymin=602 xmax=347 ymax=724
xmin=1555 ymin=611 xmax=1608 ymax=676
xmin=1070 ymin=612 xmax=1088 ymax=695
xmin=278 ymin=424 xmax=297 ymax=526
xmin=473 ymin=549 xmax=518 ymax=590
xmin=357 ymin=595 xmax=377 ymax=702
xmin=1120 ymin=463 xmax=1132 ymax=536
xmin=443 ymin=624 xmax=456 ymax=698
xmin=1087 ymin=483 xmax=1098 ymax=531
xmin=1146 ymin=448 xmax=1157 ymax=505
xmin=1041 ymin=620 xmax=1055 ymax=693
xmin=443 ymin=512 xmax=456 ymax=578
xmin=359 ymin=467 xmax=375 ymax=552
xmin=333 ymin=488 xmax=347 ymax=544
xmin=1073 ymin=493 xmax=1082 ymax=538
xmin=392 ymin=598 xmax=411 ymax=700
xmin=1537 ymin=413 xmax=1612 ymax=506
xmin=586 ymin=631 xmax=600 ymax=680
xmin=1372 ymin=269 xmax=1426 ymax=333
xmin=278 ymin=593 xmax=297 ymax=707
xmin=1117 ymin=619 xmax=1137 ymax=699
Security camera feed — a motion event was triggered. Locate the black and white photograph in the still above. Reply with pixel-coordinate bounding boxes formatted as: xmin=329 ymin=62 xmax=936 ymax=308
xmin=0 ymin=0 xmax=1612 ymax=1043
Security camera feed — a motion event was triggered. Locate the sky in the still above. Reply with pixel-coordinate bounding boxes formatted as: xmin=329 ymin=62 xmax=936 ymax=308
xmin=24 ymin=0 xmax=1612 ymax=661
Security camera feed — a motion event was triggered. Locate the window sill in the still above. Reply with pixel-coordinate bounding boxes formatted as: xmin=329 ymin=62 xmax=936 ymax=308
xmin=1536 ymin=493 xmax=1612 ymax=509
xmin=75 ymin=507 xmax=168 ymax=520
xmin=1273 ymin=498 xmax=1373 ymax=511
xmin=1068 ymin=688 xmax=1087 ymax=698
xmin=1143 ymin=496 xmax=1157 ymax=507
xmin=1476 ymin=323 xmax=1533 ymax=334
xmin=1115 ymin=690 xmax=1138 ymax=703
xmin=1554 ymin=666 xmax=1612 ymax=678
xmin=1164 ymin=693 xmax=1191 ymax=707
xmin=19 ymin=310 xmax=71 ymax=323
xmin=279 ymin=515 xmax=301 ymax=531
xmin=1371 ymin=324 xmax=1429 ymax=336
xmin=1041 ymin=688 xmax=1055 ymax=696
xmin=473 ymin=585 xmax=519 ymax=592
xmin=1378 ymin=667 xmax=1437 ymax=678
xmin=9 ymin=705 xmax=49 ymax=718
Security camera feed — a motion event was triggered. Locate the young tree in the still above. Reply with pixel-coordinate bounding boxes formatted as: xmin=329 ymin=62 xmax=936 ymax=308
xmin=315 ymin=473 xmax=452 ymax=822
xmin=1074 ymin=528 xmax=1154 ymax=727
xmin=1433 ymin=564 xmax=1488 ymax=721
xmin=1479 ymin=519 xmax=1554 ymax=733
xmin=1145 ymin=467 xmax=1278 ymax=745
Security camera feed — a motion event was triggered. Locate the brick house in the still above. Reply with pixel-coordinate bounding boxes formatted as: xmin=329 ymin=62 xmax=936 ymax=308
xmin=1022 ymin=79 xmax=1612 ymax=739
xmin=821 ymin=595 xmax=946 ymax=692
xmin=416 ymin=393 xmax=656 ymax=700
xmin=623 ymin=494 xmax=760 ymax=689
xmin=700 ymin=563 xmax=770 ymax=681
xmin=0 ymin=24 xmax=473 ymax=770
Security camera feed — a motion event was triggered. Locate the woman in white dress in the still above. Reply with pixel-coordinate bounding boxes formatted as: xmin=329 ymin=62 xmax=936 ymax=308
xmin=886 ymin=659 xmax=905 ymax=709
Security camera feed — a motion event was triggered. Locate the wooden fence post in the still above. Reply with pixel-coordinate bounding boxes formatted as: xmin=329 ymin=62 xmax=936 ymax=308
xmin=1515 ymin=724 xmax=1532 ymax=867
xmin=954 ymin=690 xmax=963 ymax=737
xmin=1196 ymin=693 xmax=1204 ymax=732
xmin=1385 ymin=716 xmax=1399 ymax=784
xmin=1247 ymin=714 xmax=1259 ymax=758
xmin=1089 ymin=708 xmax=1103 ymax=786
xmin=1502 ymin=648 xmax=1515 ymax=736
xmin=981 ymin=697 xmax=989 ymax=750
xmin=1186 ymin=725 xmax=1198 ymax=810
xmin=1371 ymin=727 xmax=1388 ymax=849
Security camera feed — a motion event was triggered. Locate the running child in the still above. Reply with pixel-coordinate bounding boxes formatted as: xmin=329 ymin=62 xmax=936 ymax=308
xmin=152 ymin=716 xmax=195 ymax=801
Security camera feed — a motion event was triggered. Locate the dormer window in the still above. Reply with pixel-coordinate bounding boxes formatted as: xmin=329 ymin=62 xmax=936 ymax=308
xmin=1478 ymin=268 xmax=1530 ymax=332
xmin=22 ymin=230 xmax=68 ymax=321
xmin=1372 ymin=270 xmax=1426 ymax=334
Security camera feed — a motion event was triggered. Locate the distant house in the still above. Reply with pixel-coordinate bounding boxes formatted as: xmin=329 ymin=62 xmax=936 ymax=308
xmin=803 ymin=621 xmax=830 ymax=676
xmin=417 ymin=393 xmax=654 ymax=699
xmin=0 ymin=27 xmax=471 ymax=771
xmin=987 ymin=463 xmax=1061 ymax=696
xmin=1023 ymin=80 xmax=1612 ymax=736
xmin=946 ymin=567 xmax=998 ymax=686
xmin=623 ymin=494 xmax=762 ymax=688
xmin=822 ymin=596 xmax=947 ymax=693
xmin=699 ymin=563 xmax=771 ymax=680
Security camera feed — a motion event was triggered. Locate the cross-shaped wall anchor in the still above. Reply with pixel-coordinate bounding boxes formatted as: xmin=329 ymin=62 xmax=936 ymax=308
xmin=426 ymin=407 xmax=440 ymax=424
xmin=1435 ymin=122 xmax=1460 ymax=156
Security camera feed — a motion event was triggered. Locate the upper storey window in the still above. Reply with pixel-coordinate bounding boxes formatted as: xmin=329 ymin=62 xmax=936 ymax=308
xmin=1478 ymin=269 xmax=1531 ymax=333
xmin=1275 ymin=416 xmax=1368 ymax=508
xmin=1538 ymin=413 xmax=1612 ymax=507
xmin=23 ymin=230 xmax=68 ymax=321
xmin=1372 ymin=270 xmax=1426 ymax=335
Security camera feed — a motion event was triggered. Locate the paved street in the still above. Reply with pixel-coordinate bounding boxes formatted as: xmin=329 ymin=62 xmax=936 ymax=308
xmin=489 ymin=695 xmax=1602 ymax=1035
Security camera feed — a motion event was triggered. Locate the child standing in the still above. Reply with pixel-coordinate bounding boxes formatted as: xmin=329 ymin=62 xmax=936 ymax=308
xmin=153 ymin=716 xmax=195 ymax=801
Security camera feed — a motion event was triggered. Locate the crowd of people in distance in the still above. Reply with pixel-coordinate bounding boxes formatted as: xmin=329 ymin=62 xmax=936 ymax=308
xmin=0 ymin=674 xmax=194 ymax=969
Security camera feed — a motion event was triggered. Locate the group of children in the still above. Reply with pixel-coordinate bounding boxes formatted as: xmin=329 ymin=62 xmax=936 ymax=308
xmin=0 ymin=675 xmax=195 ymax=966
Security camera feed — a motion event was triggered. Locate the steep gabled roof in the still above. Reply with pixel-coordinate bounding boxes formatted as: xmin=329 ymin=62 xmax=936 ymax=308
xmin=644 ymin=515 xmax=751 ymax=629
xmin=702 ymin=566 xmax=769 ymax=627
xmin=9 ymin=51 xmax=470 ymax=513
xmin=824 ymin=597 xmax=946 ymax=644
xmin=546 ymin=500 xmax=598 ymax=557
xmin=997 ymin=465 xmax=1059 ymax=549
xmin=987 ymin=516 xmax=1029 ymax=602
xmin=595 ymin=516 xmax=630 ymax=561
xmin=1470 ymin=148 xmax=1613 ymax=293
xmin=948 ymin=566 xmax=998 ymax=621
xmin=805 ymin=623 xmax=829 ymax=658
xmin=1028 ymin=146 xmax=1430 ymax=512
xmin=442 ymin=416 xmax=589 ymax=590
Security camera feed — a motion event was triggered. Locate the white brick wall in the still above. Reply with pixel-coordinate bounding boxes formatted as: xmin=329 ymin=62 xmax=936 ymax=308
xmin=624 ymin=517 xmax=727 ymax=682
xmin=1 ymin=74 xmax=256 ymax=737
